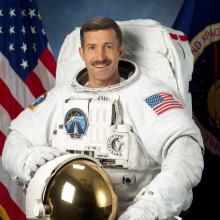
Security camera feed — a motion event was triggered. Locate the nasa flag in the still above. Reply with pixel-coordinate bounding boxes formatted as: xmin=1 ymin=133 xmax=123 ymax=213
xmin=173 ymin=0 xmax=220 ymax=156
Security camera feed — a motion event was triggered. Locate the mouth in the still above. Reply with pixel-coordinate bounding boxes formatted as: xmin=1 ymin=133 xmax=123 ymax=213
xmin=92 ymin=60 xmax=111 ymax=69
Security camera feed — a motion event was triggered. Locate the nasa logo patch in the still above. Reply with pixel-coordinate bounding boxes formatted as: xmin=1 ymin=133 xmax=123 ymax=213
xmin=64 ymin=108 xmax=88 ymax=138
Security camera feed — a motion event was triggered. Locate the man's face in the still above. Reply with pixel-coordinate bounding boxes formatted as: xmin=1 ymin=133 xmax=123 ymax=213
xmin=79 ymin=29 xmax=124 ymax=88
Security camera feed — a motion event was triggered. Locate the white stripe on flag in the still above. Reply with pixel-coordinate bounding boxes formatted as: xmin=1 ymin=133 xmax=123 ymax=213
xmin=34 ymin=59 xmax=56 ymax=91
xmin=0 ymin=105 xmax=11 ymax=136
xmin=0 ymin=53 xmax=35 ymax=108
xmin=0 ymin=158 xmax=26 ymax=213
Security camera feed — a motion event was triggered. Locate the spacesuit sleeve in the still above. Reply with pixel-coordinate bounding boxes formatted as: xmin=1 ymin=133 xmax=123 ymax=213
xmin=2 ymin=87 xmax=64 ymax=183
xmin=135 ymin=136 xmax=204 ymax=219
xmin=125 ymin=90 xmax=204 ymax=219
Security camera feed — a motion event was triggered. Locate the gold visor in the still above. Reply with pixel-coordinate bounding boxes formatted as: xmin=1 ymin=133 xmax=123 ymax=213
xmin=42 ymin=159 xmax=118 ymax=220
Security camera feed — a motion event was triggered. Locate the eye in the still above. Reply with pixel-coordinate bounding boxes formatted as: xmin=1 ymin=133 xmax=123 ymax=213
xmin=87 ymin=45 xmax=95 ymax=50
xmin=106 ymin=44 xmax=114 ymax=49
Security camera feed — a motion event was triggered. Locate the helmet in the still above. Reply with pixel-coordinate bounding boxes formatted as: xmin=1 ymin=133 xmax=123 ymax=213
xmin=26 ymin=154 xmax=118 ymax=220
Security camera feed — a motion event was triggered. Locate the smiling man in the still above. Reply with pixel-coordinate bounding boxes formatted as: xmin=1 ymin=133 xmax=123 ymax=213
xmin=79 ymin=17 xmax=124 ymax=88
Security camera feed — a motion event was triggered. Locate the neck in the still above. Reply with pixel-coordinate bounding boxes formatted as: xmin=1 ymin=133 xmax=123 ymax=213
xmin=85 ymin=75 xmax=120 ymax=88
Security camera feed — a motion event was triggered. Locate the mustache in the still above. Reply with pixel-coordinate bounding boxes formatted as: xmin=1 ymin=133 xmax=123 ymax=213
xmin=92 ymin=59 xmax=111 ymax=66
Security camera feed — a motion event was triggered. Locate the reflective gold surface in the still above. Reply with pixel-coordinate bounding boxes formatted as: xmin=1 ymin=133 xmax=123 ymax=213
xmin=43 ymin=159 xmax=118 ymax=220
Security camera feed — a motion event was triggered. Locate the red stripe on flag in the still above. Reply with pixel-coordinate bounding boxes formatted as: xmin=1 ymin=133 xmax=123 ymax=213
xmin=0 ymin=79 xmax=23 ymax=119
xmin=151 ymin=93 xmax=183 ymax=115
xmin=156 ymin=105 xmax=183 ymax=115
xmin=39 ymin=48 xmax=56 ymax=77
xmin=0 ymin=182 xmax=26 ymax=220
xmin=154 ymin=100 xmax=183 ymax=111
xmin=0 ymin=131 xmax=6 ymax=155
xmin=24 ymin=71 xmax=46 ymax=98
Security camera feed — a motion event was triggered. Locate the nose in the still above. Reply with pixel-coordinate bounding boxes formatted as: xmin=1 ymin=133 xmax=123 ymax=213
xmin=96 ymin=47 xmax=106 ymax=61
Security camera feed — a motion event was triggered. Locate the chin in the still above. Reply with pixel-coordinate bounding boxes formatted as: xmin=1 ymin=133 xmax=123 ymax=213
xmin=94 ymin=72 xmax=112 ymax=80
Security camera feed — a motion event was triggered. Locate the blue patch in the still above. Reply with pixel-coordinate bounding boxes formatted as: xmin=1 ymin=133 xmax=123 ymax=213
xmin=64 ymin=108 xmax=88 ymax=138
xmin=29 ymin=93 xmax=47 ymax=110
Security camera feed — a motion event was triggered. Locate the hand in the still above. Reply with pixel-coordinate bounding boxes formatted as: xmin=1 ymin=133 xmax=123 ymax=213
xmin=118 ymin=199 xmax=155 ymax=220
xmin=19 ymin=147 xmax=62 ymax=183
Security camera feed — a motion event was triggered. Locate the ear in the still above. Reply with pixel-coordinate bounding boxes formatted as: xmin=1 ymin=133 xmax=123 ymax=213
xmin=119 ymin=46 xmax=125 ymax=58
xmin=79 ymin=47 xmax=85 ymax=60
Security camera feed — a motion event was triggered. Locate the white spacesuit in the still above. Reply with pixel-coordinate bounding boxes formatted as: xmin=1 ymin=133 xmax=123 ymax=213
xmin=2 ymin=19 xmax=204 ymax=220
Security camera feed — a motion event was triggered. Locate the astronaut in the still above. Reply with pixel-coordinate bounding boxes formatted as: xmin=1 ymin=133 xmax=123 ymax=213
xmin=2 ymin=16 xmax=204 ymax=220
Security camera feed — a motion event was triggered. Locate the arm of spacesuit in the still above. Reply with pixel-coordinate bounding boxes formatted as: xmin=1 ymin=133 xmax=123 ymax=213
xmin=118 ymin=136 xmax=204 ymax=220
xmin=2 ymin=131 xmax=63 ymax=185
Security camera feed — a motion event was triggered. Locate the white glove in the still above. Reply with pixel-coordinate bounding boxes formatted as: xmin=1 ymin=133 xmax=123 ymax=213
xmin=16 ymin=146 xmax=63 ymax=184
xmin=118 ymin=199 xmax=155 ymax=220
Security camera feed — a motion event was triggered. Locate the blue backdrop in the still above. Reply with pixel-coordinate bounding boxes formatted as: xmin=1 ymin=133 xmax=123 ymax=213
xmin=36 ymin=0 xmax=183 ymax=58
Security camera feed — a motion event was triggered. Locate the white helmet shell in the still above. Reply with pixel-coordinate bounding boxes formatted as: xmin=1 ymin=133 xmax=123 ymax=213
xmin=26 ymin=154 xmax=118 ymax=220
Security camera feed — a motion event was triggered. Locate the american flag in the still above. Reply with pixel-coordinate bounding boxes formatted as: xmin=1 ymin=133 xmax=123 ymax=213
xmin=0 ymin=0 xmax=56 ymax=219
xmin=145 ymin=92 xmax=183 ymax=115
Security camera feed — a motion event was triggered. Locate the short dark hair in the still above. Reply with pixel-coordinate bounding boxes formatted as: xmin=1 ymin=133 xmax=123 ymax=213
xmin=80 ymin=16 xmax=122 ymax=47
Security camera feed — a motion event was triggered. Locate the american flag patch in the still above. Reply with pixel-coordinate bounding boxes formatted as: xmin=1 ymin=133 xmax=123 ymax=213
xmin=145 ymin=92 xmax=183 ymax=115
